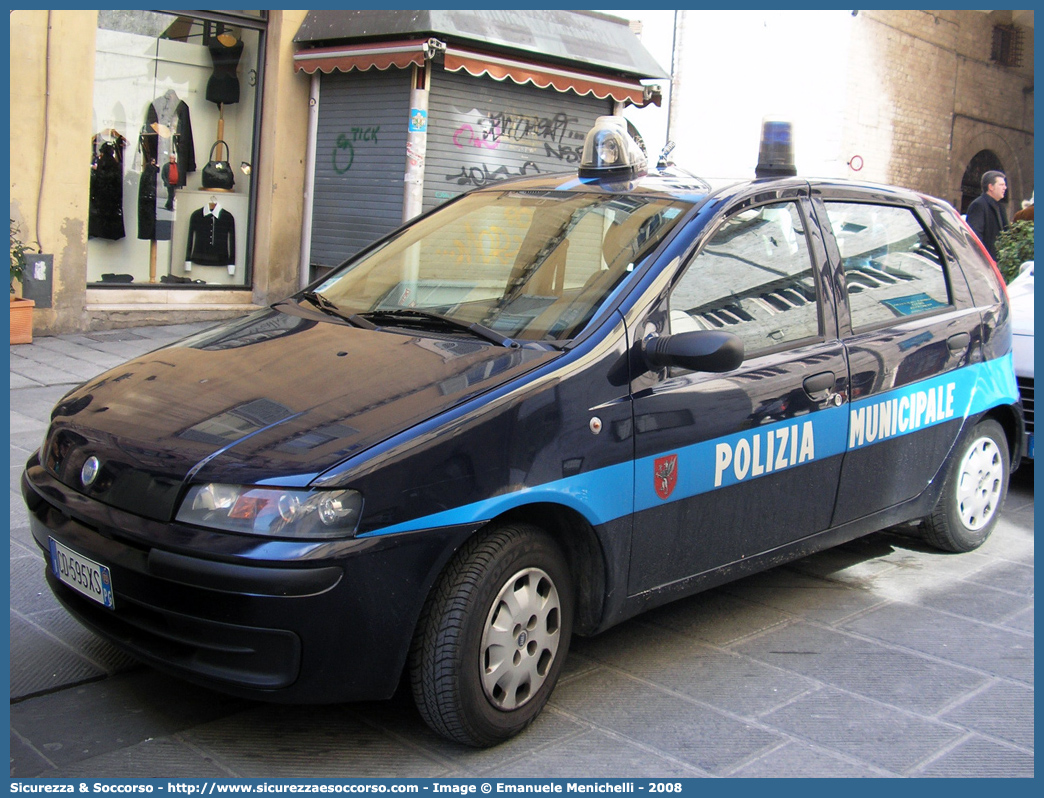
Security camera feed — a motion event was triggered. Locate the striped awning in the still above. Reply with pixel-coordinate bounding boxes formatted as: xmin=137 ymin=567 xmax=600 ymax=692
xmin=294 ymin=38 xmax=660 ymax=107
xmin=444 ymin=46 xmax=658 ymax=107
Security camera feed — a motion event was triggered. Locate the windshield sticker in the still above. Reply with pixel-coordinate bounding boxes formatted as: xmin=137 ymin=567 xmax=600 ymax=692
xmin=882 ymin=293 xmax=947 ymax=316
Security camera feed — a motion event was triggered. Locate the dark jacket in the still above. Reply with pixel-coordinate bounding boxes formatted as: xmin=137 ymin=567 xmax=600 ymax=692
xmin=966 ymin=193 xmax=1008 ymax=259
xmin=186 ymin=205 xmax=236 ymax=266
xmin=141 ymin=91 xmax=195 ymax=186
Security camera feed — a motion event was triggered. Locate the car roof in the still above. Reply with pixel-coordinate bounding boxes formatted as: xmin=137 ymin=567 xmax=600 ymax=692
xmin=468 ymin=168 xmax=928 ymax=208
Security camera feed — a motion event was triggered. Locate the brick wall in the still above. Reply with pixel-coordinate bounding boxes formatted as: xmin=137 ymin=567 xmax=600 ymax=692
xmin=848 ymin=10 xmax=1034 ymax=210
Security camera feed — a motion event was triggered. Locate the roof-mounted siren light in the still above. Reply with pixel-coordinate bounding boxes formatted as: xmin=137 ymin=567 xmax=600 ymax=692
xmin=755 ymin=117 xmax=797 ymax=179
xmin=579 ymin=116 xmax=648 ymax=180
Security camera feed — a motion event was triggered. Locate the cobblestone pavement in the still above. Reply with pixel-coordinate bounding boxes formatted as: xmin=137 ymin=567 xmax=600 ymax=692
xmin=9 ymin=325 xmax=1035 ymax=778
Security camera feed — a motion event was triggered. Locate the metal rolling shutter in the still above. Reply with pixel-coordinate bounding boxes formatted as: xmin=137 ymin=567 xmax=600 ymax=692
xmin=310 ymin=69 xmax=410 ymax=268
xmin=424 ymin=68 xmax=611 ymax=211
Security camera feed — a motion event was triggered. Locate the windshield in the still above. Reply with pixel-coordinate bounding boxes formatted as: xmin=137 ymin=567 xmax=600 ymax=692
xmin=309 ymin=190 xmax=692 ymax=342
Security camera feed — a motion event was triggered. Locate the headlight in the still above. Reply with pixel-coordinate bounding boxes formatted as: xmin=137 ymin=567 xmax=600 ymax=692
xmin=176 ymin=483 xmax=363 ymax=539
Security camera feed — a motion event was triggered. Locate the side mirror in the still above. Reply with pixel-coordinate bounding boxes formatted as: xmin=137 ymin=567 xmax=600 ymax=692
xmin=641 ymin=330 xmax=744 ymax=373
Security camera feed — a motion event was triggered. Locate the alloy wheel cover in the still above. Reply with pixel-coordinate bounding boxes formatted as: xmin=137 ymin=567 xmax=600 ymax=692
xmin=480 ymin=567 xmax=562 ymax=710
xmin=956 ymin=436 xmax=1004 ymax=531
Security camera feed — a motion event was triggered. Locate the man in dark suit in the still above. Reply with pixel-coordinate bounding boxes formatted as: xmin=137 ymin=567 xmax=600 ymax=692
xmin=966 ymin=170 xmax=1008 ymax=259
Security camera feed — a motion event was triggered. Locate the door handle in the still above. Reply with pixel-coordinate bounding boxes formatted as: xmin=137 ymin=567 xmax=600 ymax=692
xmin=802 ymin=371 xmax=835 ymax=396
xmin=947 ymin=332 xmax=970 ymax=352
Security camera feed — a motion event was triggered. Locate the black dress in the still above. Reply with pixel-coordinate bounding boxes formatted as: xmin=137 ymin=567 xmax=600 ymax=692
xmin=137 ymin=162 xmax=160 ymax=240
xmin=88 ymin=137 xmax=126 ymax=240
xmin=206 ymin=38 xmax=244 ymax=105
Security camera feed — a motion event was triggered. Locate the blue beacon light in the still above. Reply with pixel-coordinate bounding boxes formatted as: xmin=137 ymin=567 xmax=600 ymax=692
xmin=755 ymin=118 xmax=797 ymax=178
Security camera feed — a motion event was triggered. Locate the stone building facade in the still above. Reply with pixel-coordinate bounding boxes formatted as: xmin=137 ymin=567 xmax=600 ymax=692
xmin=844 ymin=9 xmax=1034 ymax=212
xmin=667 ymin=9 xmax=1033 ymax=215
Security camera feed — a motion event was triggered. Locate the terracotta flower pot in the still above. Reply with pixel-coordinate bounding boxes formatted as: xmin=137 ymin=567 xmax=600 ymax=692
xmin=10 ymin=296 xmax=34 ymax=344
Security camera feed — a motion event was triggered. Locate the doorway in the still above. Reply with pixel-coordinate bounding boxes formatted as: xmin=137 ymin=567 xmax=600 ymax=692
xmin=960 ymin=149 xmax=1005 ymax=214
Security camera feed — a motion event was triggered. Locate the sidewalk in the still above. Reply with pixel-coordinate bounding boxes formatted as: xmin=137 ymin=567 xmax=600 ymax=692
xmin=10 ymin=324 xmax=215 ymax=700
xmin=8 ymin=323 xmax=1035 ymax=778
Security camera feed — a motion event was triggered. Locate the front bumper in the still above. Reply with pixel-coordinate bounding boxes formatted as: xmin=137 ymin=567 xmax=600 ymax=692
xmin=21 ymin=458 xmax=476 ymax=703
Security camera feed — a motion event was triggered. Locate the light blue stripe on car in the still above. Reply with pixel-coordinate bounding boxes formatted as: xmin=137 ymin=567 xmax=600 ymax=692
xmin=361 ymin=355 xmax=1018 ymax=538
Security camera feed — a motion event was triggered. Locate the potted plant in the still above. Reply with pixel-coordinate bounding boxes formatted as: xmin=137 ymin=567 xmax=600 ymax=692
xmin=10 ymin=218 xmax=37 ymax=344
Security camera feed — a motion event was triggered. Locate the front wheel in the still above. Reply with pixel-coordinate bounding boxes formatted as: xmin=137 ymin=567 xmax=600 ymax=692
xmin=409 ymin=523 xmax=574 ymax=747
xmin=922 ymin=419 xmax=1010 ymax=552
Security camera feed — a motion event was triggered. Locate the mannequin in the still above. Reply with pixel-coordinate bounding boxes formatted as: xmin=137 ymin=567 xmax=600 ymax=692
xmin=206 ymin=33 xmax=244 ymax=106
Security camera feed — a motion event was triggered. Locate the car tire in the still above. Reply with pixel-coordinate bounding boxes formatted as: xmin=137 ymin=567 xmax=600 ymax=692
xmin=409 ymin=523 xmax=574 ymax=747
xmin=922 ymin=419 xmax=1010 ymax=552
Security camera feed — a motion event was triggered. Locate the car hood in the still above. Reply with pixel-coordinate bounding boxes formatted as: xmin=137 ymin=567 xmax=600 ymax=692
xmin=42 ymin=309 xmax=558 ymax=521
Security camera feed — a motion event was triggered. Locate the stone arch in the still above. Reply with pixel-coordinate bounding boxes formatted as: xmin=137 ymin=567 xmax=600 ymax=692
xmin=949 ymin=123 xmax=1027 ymax=218
xmin=959 ymin=150 xmax=1004 ymax=214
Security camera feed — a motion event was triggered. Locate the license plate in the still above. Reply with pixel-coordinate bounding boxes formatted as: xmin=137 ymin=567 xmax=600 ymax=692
xmin=49 ymin=538 xmax=115 ymax=609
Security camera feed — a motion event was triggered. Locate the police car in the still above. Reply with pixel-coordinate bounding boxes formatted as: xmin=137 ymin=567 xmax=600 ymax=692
xmin=23 ymin=118 xmax=1023 ymax=747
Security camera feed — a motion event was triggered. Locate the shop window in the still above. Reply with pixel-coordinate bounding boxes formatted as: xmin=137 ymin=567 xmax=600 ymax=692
xmin=88 ymin=11 xmax=263 ymax=288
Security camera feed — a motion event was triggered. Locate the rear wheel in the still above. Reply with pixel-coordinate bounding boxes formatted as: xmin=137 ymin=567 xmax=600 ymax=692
xmin=922 ymin=419 xmax=1010 ymax=552
xmin=409 ymin=523 xmax=573 ymax=747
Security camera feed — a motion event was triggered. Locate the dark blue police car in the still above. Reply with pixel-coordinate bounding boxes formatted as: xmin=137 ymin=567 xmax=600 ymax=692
xmin=23 ymin=118 xmax=1023 ymax=747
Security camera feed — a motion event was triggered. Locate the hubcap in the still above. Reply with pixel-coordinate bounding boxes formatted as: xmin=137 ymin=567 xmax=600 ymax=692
xmin=956 ymin=436 xmax=1003 ymax=531
xmin=480 ymin=567 xmax=561 ymax=711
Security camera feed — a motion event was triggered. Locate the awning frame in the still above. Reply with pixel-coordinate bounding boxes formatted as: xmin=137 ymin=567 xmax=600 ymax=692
xmin=293 ymin=38 xmax=443 ymax=75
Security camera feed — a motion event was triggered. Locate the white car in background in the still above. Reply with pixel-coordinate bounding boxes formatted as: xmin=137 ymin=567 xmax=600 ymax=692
xmin=1010 ymin=261 xmax=1034 ymax=459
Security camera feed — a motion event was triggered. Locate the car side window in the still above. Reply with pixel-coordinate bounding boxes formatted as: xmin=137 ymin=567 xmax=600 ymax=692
xmin=824 ymin=202 xmax=950 ymax=331
xmin=669 ymin=200 xmax=820 ymax=356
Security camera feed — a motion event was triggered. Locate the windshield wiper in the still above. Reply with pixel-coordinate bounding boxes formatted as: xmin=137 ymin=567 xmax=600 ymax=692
xmin=300 ymin=291 xmax=375 ymax=329
xmin=360 ymin=308 xmax=519 ymax=348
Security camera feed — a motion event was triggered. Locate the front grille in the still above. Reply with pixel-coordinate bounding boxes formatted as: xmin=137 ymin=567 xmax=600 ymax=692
xmin=1018 ymin=376 xmax=1033 ymax=435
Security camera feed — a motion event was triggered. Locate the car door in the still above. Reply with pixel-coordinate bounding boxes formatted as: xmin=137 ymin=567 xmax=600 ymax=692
xmin=812 ymin=188 xmax=982 ymax=525
xmin=627 ymin=190 xmax=850 ymax=594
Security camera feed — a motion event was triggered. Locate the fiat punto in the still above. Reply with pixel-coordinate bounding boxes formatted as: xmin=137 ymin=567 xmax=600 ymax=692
xmin=23 ymin=118 xmax=1023 ymax=746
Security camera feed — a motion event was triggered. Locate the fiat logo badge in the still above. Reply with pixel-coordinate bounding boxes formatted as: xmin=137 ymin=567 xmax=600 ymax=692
xmin=80 ymin=456 xmax=101 ymax=487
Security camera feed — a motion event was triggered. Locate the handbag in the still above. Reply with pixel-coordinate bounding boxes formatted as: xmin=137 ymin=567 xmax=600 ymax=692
xmin=201 ymin=140 xmax=234 ymax=190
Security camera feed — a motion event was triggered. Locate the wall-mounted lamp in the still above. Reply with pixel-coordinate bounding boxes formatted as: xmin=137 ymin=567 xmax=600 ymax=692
xmin=240 ymin=162 xmax=252 ymax=176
